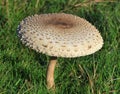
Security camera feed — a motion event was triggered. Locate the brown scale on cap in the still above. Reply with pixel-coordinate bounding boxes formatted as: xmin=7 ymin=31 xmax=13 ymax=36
xmin=47 ymin=17 xmax=74 ymax=29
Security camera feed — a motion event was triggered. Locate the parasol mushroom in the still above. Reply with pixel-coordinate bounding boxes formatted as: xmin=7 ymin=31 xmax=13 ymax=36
xmin=17 ymin=13 xmax=103 ymax=89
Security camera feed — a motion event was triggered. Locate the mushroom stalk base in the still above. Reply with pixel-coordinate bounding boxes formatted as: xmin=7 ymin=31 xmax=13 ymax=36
xmin=47 ymin=56 xmax=57 ymax=89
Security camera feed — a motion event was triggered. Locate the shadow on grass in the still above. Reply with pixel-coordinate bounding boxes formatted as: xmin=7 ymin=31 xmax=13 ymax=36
xmin=33 ymin=52 xmax=48 ymax=66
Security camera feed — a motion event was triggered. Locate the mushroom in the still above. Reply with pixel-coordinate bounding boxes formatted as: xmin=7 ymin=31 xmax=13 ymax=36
xmin=17 ymin=13 xmax=103 ymax=89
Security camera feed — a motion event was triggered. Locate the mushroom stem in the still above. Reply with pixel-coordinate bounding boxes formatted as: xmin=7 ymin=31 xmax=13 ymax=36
xmin=47 ymin=56 xmax=57 ymax=89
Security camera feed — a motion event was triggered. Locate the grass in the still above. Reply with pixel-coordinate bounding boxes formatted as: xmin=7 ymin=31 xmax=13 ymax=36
xmin=0 ymin=0 xmax=120 ymax=94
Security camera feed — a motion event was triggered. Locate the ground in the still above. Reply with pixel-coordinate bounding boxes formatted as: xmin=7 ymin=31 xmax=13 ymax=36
xmin=0 ymin=0 xmax=120 ymax=94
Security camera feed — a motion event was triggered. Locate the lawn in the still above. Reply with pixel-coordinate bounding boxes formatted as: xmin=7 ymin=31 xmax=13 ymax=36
xmin=0 ymin=0 xmax=120 ymax=94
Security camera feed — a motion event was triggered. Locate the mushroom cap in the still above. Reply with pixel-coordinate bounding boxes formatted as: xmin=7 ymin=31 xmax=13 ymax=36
xmin=17 ymin=13 xmax=103 ymax=58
